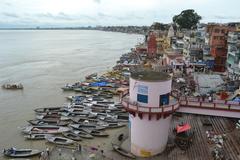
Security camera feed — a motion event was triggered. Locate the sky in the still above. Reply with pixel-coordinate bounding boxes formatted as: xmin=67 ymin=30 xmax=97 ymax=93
xmin=0 ymin=0 xmax=240 ymax=28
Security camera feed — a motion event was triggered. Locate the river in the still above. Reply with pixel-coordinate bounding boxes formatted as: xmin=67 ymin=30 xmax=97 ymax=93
xmin=0 ymin=30 xmax=143 ymax=159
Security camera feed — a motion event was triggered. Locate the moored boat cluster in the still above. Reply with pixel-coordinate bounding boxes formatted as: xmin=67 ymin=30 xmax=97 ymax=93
xmin=20 ymin=95 xmax=128 ymax=144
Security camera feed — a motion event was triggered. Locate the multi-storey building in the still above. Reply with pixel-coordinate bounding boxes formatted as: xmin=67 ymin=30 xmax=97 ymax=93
xmin=147 ymin=31 xmax=157 ymax=58
xmin=227 ymin=31 xmax=240 ymax=79
xmin=183 ymin=31 xmax=203 ymax=62
xmin=207 ymin=24 xmax=228 ymax=72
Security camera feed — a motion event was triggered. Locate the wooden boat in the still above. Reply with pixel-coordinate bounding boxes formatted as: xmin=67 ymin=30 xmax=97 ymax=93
xmin=28 ymin=119 xmax=69 ymax=126
xmin=71 ymin=130 xmax=94 ymax=139
xmin=112 ymin=144 xmax=136 ymax=159
xmin=71 ymin=117 xmax=99 ymax=124
xmin=34 ymin=107 xmax=62 ymax=114
xmin=67 ymin=95 xmax=86 ymax=101
xmin=36 ymin=115 xmax=70 ymax=121
xmin=97 ymin=100 xmax=115 ymax=104
xmin=2 ymin=83 xmax=23 ymax=90
xmin=24 ymin=134 xmax=52 ymax=140
xmin=21 ymin=125 xmax=69 ymax=134
xmin=47 ymin=136 xmax=74 ymax=145
xmin=104 ymin=123 xmax=126 ymax=129
xmin=62 ymin=132 xmax=82 ymax=141
xmin=82 ymin=129 xmax=109 ymax=137
xmin=3 ymin=148 xmax=41 ymax=158
xmin=85 ymin=73 xmax=97 ymax=80
xmin=70 ymin=124 xmax=106 ymax=131
xmin=61 ymin=86 xmax=74 ymax=91
xmin=74 ymin=88 xmax=83 ymax=92
xmin=61 ymin=83 xmax=81 ymax=91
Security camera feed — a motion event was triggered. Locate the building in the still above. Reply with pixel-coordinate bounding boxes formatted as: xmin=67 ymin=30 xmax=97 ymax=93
xmin=172 ymin=39 xmax=184 ymax=53
xmin=165 ymin=53 xmax=185 ymax=70
xmin=121 ymin=71 xmax=179 ymax=157
xmin=147 ymin=31 xmax=157 ymax=58
xmin=227 ymin=31 xmax=240 ymax=79
xmin=207 ymin=24 xmax=228 ymax=72
xmin=183 ymin=31 xmax=203 ymax=62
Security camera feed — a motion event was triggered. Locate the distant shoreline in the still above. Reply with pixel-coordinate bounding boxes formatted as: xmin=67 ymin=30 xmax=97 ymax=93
xmin=0 ymin=26 xmax=148 ymax=35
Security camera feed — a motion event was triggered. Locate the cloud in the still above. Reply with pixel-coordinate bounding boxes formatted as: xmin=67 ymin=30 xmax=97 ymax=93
xmin=4 ymin=2 xmax=12 ymax=6
xmin=93 ymin=0 xmax=101 ymax=4
xmin=214 ymin=15 xmax=240 ymax=20
xmin=97 ymin=12 xmax=143 ymax=21
xmin=36 ymin=12 xmax=73 ymax=20
xmin=2 ymin=12 xmax=19 ymax=18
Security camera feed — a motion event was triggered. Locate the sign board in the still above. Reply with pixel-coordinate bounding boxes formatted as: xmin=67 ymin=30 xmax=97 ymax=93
xmin=138 ymin=85 xmax=148 ymax=95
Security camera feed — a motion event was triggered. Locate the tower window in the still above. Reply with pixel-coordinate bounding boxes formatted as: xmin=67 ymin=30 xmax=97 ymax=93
xmin=160 ymin=93 xmax=170 ymax=106
xmin=137 ymin=94 xmax=148 ymax=103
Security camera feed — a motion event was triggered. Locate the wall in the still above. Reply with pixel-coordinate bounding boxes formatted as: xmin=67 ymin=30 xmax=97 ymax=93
xmin=130 ymin=114 xmax=172 ymax=157
xmin=129 ymin=77 xmax=172 ymax=107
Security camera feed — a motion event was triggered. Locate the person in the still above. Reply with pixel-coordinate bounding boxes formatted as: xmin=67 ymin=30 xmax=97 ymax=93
xmin=11 ymin=147 xmax=16 ymax=155
xmin=77 ymin=144 xmax=82 ymax=153
xmin=58 ymin=148 xmax=62 ymax=156
xmin=208 ymin=95 xmax=212 ymax=102
xmin=101 ymin=150 xmax=105 ymax=158
xmin=118 ymin=134 xmax=123 ymax=141
xmin=39 ymin=151 xmax=44 ymax=160
xmin=46 ymin=148 xmax=49 ymax=156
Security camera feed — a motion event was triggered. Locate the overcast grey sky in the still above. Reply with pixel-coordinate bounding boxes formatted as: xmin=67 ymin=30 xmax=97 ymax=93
xmin=1 ymin=0 xmax=239 ymax=28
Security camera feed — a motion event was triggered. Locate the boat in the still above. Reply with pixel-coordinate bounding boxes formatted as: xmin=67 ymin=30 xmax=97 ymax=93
xmin=61 ymin=83 xmax=81 ymax=91
xmin=62 ymin=132 xmax=82 ymax=141
xmin=3 ymin=148 xmax=41 ymax=158
xmin=24 ymin=134 xmax=52 ymax=140
xmin=28 ymin=119 xmax=69 ymax=126
xmin=71 ymin=130 xmax=94 ymax=139
xmin=21 ymin=125 xmax=69 ymax=134
xmin=82 ymin=129 xmax=109 ymax=137
xmin=71 ymin=117 xmax=99 ymax=124
xmin=104 ymin=123 xmax=126 ymax=129
xmin=112 ymin=144 xmax=136 ymax=159
xmin=2 ymin=83 xmax=23 ymax=90
xmin=34 ymin=107 xmax=62 ymax=114
xmin=70 ymin=124 xmax=106 ymax=131
xmin=36 ymin=115 xmax=70 ymax=121
xmin=46 ymin=136 xmax=74 ymax=145
xmin=85 ymin=73 xmax=97 ymax=80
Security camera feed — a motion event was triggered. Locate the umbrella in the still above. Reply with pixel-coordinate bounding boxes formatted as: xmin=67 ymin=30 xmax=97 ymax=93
xmin=176 ymin=123 xmax=191 ymax=133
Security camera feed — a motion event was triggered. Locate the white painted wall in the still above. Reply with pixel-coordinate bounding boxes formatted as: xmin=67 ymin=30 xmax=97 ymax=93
xmin=129 ymin=78 xmax=172 ymax=107
xmin=129 ymin=114 xmax=172 ymax=157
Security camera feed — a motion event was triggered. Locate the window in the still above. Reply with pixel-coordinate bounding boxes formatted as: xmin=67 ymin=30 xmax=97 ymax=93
xmin=214 ymin=29 xmax=220 ymax=33
xmin=160 ymin=93 xmax=170 ymax=106
xmin=137 ymin=94 xmax=148 ymax=103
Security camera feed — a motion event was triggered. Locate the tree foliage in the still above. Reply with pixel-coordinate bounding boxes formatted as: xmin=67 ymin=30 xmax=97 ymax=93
xmin=150 ymin=22 xmax=169 ymax=31
xmin=173 ymin=9 xmax=201 ymax=30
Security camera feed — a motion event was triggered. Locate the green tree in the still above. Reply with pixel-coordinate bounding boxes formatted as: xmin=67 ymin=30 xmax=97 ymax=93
xmin=173 ymin=9 xmax=201 ymax=30
xmin=150 ymin=22 xmax=168 ymax=30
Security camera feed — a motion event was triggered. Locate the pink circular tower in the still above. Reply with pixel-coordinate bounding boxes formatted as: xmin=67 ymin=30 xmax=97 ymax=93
xmin=122 ymin=71 xmax=179 ymax=157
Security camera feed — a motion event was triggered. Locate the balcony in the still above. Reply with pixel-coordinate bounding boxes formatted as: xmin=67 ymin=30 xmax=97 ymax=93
xmin=121 ymin=96 xmax=179 ymax=119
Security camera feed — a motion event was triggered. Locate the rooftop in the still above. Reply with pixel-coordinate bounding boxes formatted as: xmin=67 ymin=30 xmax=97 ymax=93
xmin=131 ymin=70 xmax=171 ymax=81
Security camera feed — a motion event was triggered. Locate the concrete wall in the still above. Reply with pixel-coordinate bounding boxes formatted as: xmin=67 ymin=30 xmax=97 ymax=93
xmin=129 ymin=114 xmax=172 ymax=157
xmin=129 ymin=78 xmax=172 ymax=107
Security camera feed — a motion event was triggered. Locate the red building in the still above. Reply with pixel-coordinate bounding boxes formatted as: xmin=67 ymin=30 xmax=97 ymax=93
xmin=207 ymin=24 xmax=228 ymax=72
xmin=147 ymin=31 xmax=157 ymax=58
